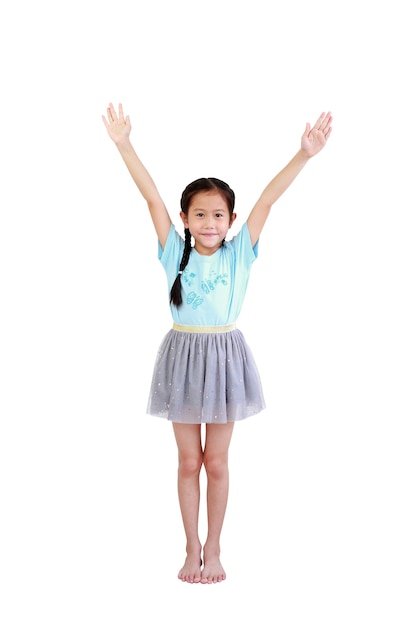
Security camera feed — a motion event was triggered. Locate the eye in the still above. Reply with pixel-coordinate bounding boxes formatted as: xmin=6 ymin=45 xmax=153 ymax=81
xmin=216 ymin=213 xmax=225 ymax=218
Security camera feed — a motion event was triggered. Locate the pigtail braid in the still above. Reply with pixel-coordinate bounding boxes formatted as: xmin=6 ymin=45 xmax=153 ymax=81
xmin=169 ymin=228 xmax=192 ymax=307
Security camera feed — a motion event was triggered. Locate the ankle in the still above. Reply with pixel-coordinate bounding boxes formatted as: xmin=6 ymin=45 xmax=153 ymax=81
xmin=203 ymin=541 xmax=221 ymax=558
xmin=186 ymin=541 xmax=202 ymax=556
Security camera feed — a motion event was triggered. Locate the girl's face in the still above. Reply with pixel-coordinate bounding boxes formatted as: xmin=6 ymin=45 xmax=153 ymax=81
xmin=180 ymin=191 xmax=236 ymax=256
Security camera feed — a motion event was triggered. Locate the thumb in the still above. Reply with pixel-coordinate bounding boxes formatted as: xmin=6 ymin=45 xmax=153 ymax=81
xmin=302 ymin=122 xmax=311 ymax=141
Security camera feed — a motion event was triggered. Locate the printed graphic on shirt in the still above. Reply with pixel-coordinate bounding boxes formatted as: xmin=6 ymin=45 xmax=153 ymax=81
xmin=186 ymin=292 xmax=204 ymax=309
xmin=183 ymin=268 xmax=229 ymax=310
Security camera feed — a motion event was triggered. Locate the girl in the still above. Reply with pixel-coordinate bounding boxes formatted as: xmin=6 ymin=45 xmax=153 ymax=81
xmin=102 ymin=103 xmax=332 ymax=584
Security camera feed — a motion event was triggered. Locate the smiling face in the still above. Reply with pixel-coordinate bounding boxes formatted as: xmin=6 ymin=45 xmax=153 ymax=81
xmin=180 ymin=191 xmax=236 ymax=255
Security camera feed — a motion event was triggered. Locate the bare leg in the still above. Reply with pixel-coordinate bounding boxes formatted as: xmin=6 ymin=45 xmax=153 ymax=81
xmin=201 ymin=422 xmax=234 ymax=584
xmin=172 ymin=423 xmax=203 ymax=583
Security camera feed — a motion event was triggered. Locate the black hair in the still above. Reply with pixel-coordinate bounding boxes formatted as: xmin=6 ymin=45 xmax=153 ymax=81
xmin=169 ymin=177 xmax=235 ymax=307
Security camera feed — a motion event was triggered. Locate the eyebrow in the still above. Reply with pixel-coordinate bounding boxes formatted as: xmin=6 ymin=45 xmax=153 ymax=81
xmin=190 ymin=207 xmax=225 ymax=212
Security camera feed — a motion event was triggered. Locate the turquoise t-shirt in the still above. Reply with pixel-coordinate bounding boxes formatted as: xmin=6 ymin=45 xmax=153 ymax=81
xmin=158 ymin=222 xmax=259 ymax=326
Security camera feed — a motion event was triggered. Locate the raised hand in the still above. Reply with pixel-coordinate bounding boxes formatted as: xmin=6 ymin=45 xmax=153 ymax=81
xmin=102 ymin=102 xmax=131 ymax=145
xmin=301 ymin=111 xmax=332 ymax=158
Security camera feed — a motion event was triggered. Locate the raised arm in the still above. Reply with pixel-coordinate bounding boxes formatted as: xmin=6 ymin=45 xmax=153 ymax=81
xmin=246 ymin=112 xmax=332 ymax=246
xmin=102 ymin=103 xmax=172 ymax=247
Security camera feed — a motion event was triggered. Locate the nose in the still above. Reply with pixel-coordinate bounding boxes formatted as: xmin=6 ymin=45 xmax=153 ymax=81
xmin=204 ymin=215 xmax=216 ymax=228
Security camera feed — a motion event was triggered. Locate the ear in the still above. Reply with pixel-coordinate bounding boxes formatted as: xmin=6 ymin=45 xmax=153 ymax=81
xmin=180 ymin=211 xmax=188 ymax=228
xmin=229 ymin=212 xmax=237 ymax=227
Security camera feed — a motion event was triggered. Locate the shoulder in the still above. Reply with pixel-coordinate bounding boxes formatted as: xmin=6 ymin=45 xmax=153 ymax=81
xmin=226 ymin=223 xmax=259 ymax=259
xmin=158 ymin=224 xmax=184 ymax=261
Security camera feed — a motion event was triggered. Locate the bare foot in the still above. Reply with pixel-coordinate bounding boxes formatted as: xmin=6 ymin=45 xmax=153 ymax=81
xmin=178 ymin=553 xmax=202 ymax=583
xmin=200 ymin=554 xmax=226 ymax=584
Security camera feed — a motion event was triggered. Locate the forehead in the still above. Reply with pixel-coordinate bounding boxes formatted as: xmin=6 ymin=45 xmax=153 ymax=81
xmin=189 ymin=191 xmax=228 ymax=210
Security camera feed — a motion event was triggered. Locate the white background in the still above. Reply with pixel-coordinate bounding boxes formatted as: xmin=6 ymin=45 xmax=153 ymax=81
xmin=1 ymin=1 xmax=416 ymax=624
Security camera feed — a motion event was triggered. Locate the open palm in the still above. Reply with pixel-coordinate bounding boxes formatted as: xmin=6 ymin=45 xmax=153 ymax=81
xmin=301 ymin=111 xmax=332 ymax=157
xmin=102 ymin=102 xmax=131 ymax=144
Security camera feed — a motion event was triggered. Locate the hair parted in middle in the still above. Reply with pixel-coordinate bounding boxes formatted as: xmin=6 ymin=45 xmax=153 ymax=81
xmin=169 ymin=177 xmax=235 ymax=307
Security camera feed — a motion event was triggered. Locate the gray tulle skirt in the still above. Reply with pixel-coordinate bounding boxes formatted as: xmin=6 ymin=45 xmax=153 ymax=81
xmin=147 ymin=326 xmax=266 ymax=424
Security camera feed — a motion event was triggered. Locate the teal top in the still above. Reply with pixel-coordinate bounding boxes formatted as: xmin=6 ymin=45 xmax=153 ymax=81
xmin=158 ymin=222 xmax=259 ymax=326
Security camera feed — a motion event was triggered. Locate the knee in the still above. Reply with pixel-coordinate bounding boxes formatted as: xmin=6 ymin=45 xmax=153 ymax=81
xmin=203 ymin=454 xmax=228 ymax=480
xmin=178 ymin=453 xmax=203 ymax=478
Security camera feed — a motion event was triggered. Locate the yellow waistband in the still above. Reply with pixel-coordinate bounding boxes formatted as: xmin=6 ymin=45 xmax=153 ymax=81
xmin=173 ymin=323 xmax=236 ymax=333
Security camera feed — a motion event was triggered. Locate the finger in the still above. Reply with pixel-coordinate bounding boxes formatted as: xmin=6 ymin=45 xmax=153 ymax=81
xmin=324 ymin=112 xmax=333 ymax=131
xmin=317 ymin=111 xmax=332 ymax=132
xmin=118 ymin=102 xmax=124 ymax=120
xmin=324 ymin=125 xmax=332 ymax=139
xmin=313 ymin=112 xmax=325 ymax=131
xmin=107 ymin=102 xmax=117 ymax=122
xmin=302 ymin=122 xmax=311 ymax=140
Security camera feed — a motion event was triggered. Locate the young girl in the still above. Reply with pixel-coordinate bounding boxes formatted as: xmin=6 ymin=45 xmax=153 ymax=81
xmin=102 ymin=103 xmax=332 ymax=584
